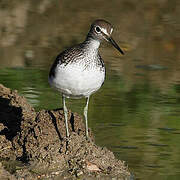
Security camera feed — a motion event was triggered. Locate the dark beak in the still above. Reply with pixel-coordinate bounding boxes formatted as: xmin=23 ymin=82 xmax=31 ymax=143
xmin=108 ymin=37 xmax=124 ymax=55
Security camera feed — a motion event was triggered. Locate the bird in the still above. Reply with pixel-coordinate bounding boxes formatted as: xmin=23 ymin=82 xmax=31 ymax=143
xmin=48 ymin=19 xmax=124 ymax=139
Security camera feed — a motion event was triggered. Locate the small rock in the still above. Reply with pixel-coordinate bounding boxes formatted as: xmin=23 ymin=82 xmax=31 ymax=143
xmin=76 ymin=170 xmax=83 ymax=176
xmin=86 ymin=161 xmax=101 ymax=172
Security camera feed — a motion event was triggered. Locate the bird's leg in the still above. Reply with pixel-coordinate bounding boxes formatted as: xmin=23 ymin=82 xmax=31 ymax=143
xmin=62 ymin=95 xmax=69 ymax=137
xmin=84 ymin=96 xmax=90 ymax=139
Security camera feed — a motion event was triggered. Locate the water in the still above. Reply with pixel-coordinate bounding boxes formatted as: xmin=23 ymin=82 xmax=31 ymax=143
xmin=0 ymin=0 xmax=180 ymax=179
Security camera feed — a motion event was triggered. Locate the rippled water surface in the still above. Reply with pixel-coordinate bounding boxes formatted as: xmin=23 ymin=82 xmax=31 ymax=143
xmin=1 ymin=0 xmax=180 ymax=179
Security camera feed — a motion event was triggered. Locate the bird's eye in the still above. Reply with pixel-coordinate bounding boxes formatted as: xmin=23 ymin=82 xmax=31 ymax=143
xmin=95 ymin=26 xmax=101 ymax=33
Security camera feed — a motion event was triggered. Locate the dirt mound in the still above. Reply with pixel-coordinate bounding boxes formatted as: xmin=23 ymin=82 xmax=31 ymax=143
xmin=0 ymin=84 xmax=131 ymax=179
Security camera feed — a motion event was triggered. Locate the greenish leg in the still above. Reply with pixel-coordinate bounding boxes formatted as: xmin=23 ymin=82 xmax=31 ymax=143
xmin=63 ymin=95 xmax=69 ymax=137
xmin=84 ymin=96 xmax=90 ymax=139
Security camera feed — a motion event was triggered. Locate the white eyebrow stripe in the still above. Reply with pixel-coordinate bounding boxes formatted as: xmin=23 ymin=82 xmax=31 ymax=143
xmin=100 ymin=27 xmax=113 ymax=35
xmin=101 ymin=27 xmax=108 ymax=35
xmin=110 ymin=28 xmax=113 ymax=34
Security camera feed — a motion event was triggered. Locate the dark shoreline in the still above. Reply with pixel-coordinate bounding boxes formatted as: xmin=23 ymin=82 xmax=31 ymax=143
xmin=0 ymin=84 xmax=130 ymax=179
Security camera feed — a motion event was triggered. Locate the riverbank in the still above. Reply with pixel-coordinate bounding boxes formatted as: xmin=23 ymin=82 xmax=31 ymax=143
xmin=0 ymin=84 xmax=130 ymax=179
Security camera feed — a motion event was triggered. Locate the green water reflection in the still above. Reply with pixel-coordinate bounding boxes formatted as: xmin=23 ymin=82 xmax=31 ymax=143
xmin=1 ymin=67 xmax=180 ymax=179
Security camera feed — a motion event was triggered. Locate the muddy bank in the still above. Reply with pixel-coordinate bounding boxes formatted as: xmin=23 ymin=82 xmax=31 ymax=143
xmin=0 ymin=84 xmax=131 ymax=179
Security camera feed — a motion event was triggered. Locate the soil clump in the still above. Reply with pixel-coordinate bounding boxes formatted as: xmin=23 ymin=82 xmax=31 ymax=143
xmin=0 ymin=84 xmax=131 ymax=179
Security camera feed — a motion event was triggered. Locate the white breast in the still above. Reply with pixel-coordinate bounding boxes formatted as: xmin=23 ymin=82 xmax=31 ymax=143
xmin=49 ymin=62 xmax=105 ymax=98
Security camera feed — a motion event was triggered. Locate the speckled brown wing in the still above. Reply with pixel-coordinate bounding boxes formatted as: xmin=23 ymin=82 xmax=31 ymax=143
xmin=49 ymin=45 xmax=84 ymax=78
